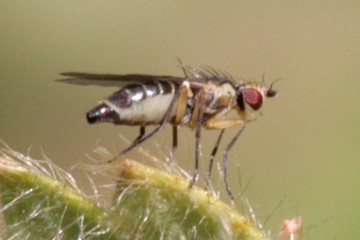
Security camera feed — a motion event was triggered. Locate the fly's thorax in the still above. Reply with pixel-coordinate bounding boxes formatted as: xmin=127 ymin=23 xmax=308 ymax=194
xmin=202 ymin=82 xmax=237 ymax=113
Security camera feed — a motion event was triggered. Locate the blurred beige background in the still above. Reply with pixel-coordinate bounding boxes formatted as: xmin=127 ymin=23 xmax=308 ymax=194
xmin=1 ymin=1 xmax=359 ymax=239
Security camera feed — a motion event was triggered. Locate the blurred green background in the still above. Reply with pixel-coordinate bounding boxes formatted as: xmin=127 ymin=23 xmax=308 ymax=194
xmin=1 ymin=1 xmax=359 ymax=239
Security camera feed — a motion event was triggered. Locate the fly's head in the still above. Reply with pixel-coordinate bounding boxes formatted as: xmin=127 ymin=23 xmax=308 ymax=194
xmin=236 ymin=81 xmax=277 ymax=120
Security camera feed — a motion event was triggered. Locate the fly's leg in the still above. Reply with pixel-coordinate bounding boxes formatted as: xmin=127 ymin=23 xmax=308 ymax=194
xmin=203 ymin=118 xmax=246 ymax=201
xmin=170 ymin=125 xmax=178 ymax=160
xmin=118 ymin=126 xmax=146 ymax=155
xmin=171 ymin=83 xmax=189 ymax=159
xmin=205 ymin=129 xmax=225 ymax=188
xmin=119 ymin=126 xmax=145 ymax=155
xmin=223 ymin=124 xmax=246 ymax=202
xmin=138 ymin=126 xmax=146 ymax=141
xmin=189 ymin=90 xmax=206 ymax=188
xmin=204 ymin=118 xmax=244 ymax=129
xmin=170 ymin=57 xmax=188 ymax=161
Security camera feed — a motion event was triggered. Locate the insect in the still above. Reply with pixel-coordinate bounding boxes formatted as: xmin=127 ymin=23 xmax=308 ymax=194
xmin=58 ymin=65 xmax=277 ymax=200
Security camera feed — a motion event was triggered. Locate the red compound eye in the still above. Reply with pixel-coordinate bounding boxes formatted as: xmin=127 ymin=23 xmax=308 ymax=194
xmin=244 ymin=89 xmax=263 ymax=110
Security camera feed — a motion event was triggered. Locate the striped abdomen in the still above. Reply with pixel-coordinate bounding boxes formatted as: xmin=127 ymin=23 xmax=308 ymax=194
xmin=87 ymin=81 xmax=181 ymax=125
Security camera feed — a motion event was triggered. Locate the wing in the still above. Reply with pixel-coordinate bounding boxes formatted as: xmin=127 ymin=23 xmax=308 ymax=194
xmin=57 ymin=72 xmax=185 ymax=87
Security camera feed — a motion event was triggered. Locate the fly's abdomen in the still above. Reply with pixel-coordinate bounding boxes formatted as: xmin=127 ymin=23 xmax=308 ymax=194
xmin=87 ymin=81 xmax=179 ymax=125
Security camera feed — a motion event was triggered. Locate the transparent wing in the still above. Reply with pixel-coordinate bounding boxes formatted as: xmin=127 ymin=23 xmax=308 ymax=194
xmin=57 ymin=72 xmax=185 ymax=87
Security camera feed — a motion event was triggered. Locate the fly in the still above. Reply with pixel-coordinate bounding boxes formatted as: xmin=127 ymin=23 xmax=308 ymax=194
xmin=58 ymin=65 xmax=278 ymax=201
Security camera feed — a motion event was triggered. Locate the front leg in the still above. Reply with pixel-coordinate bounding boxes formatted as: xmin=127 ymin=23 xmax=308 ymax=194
xmin=206 ymin=129 xmax=225 ymax=189
xmin=203 ymin=118 xmax=246 ymax=202
xmin=223 ymin=124 xmax=246 ymax=202
xmin=204 ymin=118 xmax=245 ymax=129
xmin=203 ymin=118 xmax=244 ymax=188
